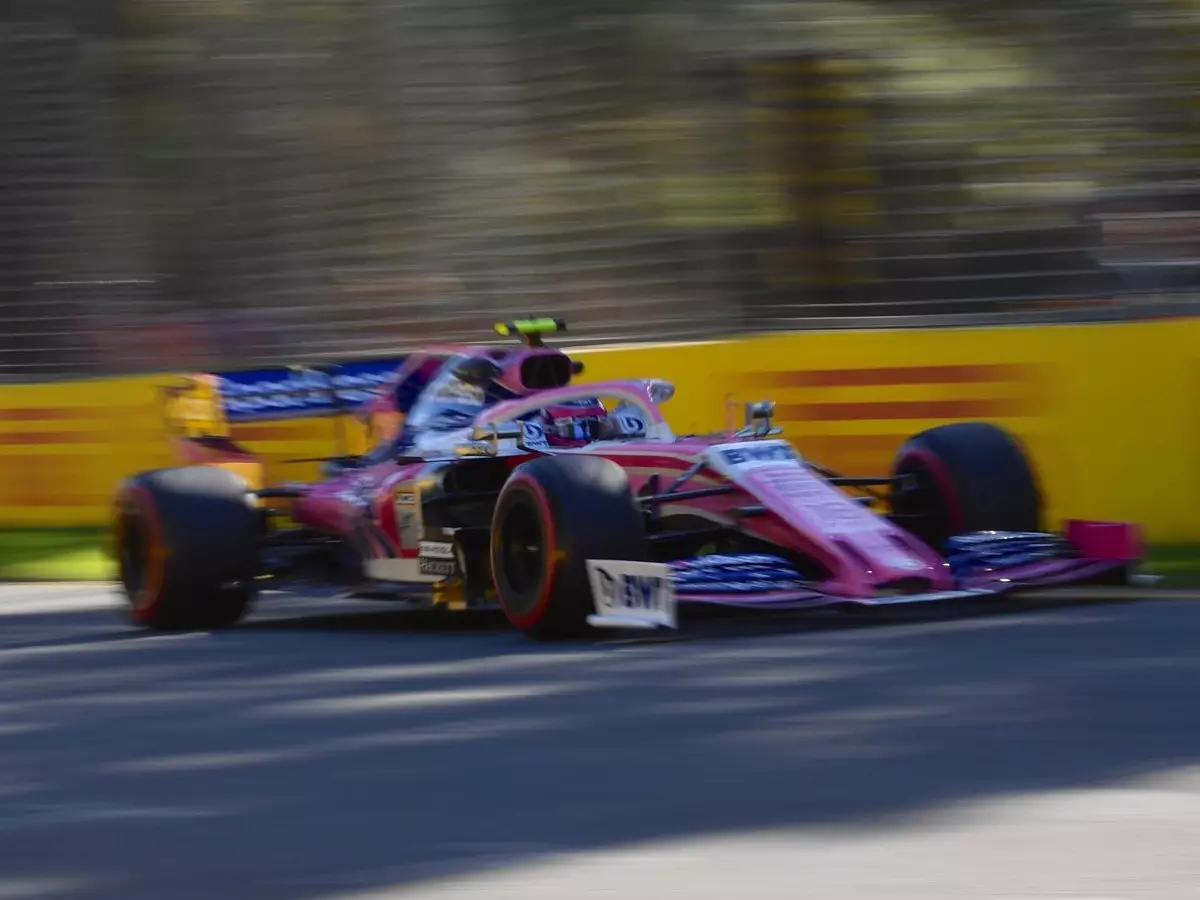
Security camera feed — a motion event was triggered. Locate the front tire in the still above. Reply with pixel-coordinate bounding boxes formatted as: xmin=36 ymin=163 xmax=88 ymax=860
xmin=113 ymin=466 xmax=260 ymax=631
xmin=490 ymin=455 xmax=647 ymax=639
xmin=889 ymin=421 xmax=1042 ymax=551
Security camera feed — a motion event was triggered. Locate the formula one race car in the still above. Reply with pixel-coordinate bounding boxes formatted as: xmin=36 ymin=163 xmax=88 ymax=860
xmin=112 ymin=319 xmax=1143 ymax=639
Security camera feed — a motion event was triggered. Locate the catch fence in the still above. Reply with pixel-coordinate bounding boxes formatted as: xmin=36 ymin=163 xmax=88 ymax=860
xmin=3 ymin=0 xmax=1200 ymax=380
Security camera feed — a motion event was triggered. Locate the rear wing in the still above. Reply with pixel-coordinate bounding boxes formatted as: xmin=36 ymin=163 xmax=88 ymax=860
xmin=161 ymin=358 xmax=407 ymax=441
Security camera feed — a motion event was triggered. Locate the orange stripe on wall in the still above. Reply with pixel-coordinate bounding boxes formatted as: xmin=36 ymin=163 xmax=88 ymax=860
xmin=779 ymin=398 xmax=1031 ymax=422
xmin=0 ymin=431 xmax=104 ymax=446
xmin=799 ymin=434 xmax=911 ymax=454
xmin=0 ymin=407 xmax=76 ymax=422
xmin=751 ymin=363 xmax=1040 ymax=389
xmin=6 ymin=494 xmax=106 ymax=508
xmin=795 ymin=435 xmax=911 ymax=476
xmin=230 ymin=425 xmax=326 ymax=442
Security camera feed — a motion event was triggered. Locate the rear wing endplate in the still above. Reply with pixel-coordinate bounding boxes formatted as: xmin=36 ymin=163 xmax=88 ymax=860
xmin=161 ymin=358 xmax=407 ymax=439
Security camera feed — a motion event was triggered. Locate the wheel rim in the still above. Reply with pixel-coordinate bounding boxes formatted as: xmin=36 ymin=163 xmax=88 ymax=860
xmin=498 ymin=496 xmax=545 ymax=607
xmin=892 ymin=460 xmax=953 ymax=549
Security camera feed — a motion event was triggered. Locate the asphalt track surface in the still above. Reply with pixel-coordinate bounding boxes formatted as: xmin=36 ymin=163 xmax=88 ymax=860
xmin=2 ymin=584 xmax=1200 ymax=900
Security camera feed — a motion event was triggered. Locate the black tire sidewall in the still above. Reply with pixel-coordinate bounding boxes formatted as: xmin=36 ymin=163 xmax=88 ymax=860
xmin=115 ymin=466 xmax=259 ymax=630
xmin=490 ymin=473 xmax=558 ymax=630
xmin=491 ymin=455 xmax=648 ymax=638
xmin=891 ymin=422 xmax=1043 ymax=550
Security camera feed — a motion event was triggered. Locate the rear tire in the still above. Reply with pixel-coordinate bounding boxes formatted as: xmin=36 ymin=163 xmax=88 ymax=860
xmin=113 ymin=466 xmax=259 ymax=631
xmin=889 ymin=421 xmax=1042 ymax=551
xmin=490 ymin=455 xmax=647 ymax=639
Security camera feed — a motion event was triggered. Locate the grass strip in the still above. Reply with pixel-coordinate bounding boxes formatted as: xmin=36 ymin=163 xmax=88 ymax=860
xmin=1 ymin=529 xmax=1199 ymax=588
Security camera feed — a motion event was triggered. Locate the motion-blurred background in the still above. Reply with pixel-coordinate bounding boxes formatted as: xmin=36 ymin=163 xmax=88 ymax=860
xmin=4 ymin=0 xmax=1200 ymax=381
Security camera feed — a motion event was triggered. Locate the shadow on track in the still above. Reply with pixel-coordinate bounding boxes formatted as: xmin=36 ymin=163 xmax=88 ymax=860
xmin=0 ymin=588 xmax=1198 ymax=899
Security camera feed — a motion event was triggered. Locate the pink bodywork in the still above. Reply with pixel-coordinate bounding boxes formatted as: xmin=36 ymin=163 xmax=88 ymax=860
xmin=273 ymin=362 xmax=1138 ymax=602
xmin=290 ymin=345 xmax=587 ymax=557
xmin=285 ymin=373 xmax=951 ymax=598
xmin=294 ymin=460 xmax=411 ymax=548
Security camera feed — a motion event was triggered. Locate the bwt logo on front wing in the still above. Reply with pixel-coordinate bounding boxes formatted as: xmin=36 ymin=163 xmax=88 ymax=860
xmin=584 ymin=559 xmax=678 ymax=629
xmin=593 ymin=567 xmax=666 ymax=610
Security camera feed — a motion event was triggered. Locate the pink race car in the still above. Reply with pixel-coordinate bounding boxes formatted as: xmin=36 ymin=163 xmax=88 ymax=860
xmin=112 ymin=319 xmax=1143 ymax=639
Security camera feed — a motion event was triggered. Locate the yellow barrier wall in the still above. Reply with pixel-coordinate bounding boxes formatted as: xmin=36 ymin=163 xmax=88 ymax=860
xmin=570 ymin=319 xmax=1200 ymax=543
xmin=0 ymin=375 xmax=171 ymax=527
xmin=0 ymin=374 xmax=363 ymax=527
xmin=1 ymin=318 xmax=1197 ymax=540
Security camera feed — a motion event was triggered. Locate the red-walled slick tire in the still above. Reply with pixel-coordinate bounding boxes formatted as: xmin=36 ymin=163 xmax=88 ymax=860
xmin=113 ymin=466 xmax=259 ymax=631
xmin=889 ymin=421 xmax=1042 ymax=552
xmin=490 ymin=455 xmax=648 ymax=640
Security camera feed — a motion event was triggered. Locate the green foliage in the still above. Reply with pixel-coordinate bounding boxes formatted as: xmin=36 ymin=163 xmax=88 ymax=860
xmin=0 ymin=530 xmax=113 ymax=583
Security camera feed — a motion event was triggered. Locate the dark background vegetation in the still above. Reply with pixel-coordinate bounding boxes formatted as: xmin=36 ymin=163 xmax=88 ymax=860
xmin=4 ymin=0 xmax=1200 ymax=380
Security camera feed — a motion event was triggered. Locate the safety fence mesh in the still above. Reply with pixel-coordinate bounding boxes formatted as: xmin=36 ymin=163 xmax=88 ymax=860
xmin=3 ymin=0 xmax=1200 ymax=380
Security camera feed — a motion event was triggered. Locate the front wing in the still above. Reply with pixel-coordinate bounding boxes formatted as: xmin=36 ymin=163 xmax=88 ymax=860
xmin=585 ymin=521 xmax=1142 ymax=629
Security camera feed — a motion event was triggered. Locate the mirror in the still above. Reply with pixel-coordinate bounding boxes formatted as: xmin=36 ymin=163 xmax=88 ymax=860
xmin=746 ymin=400 xmax=775 ymax=422
xmin=733 ymin=399 xmax=782 ymax=438
xmin=646 ymin=379 xmax=675 ymax=405
xmin=452 ymin=357 xmax=501 ymax=386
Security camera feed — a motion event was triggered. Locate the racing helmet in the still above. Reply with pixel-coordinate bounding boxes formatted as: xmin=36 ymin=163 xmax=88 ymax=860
xmin=536 ymin=399 xmax=609 ymax=447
